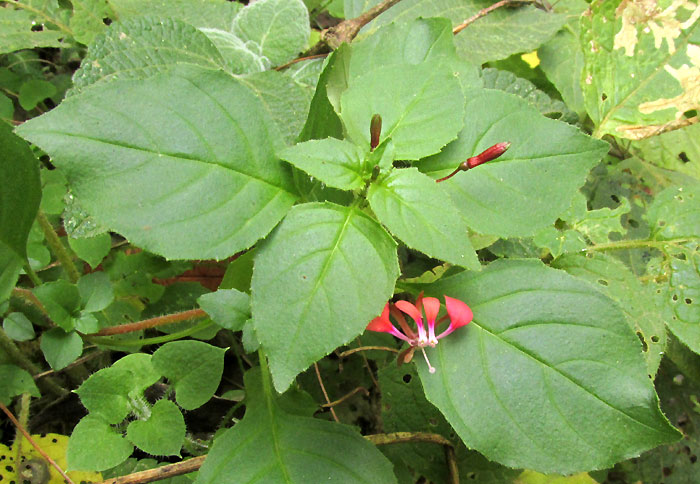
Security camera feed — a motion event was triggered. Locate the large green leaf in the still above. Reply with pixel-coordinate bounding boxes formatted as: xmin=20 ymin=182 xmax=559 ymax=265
xmin=0 ymin=7 xmax=63 ymax=54
xmin=126 ymin=399 xmax=185 ymax=456
xmin=231 ymin=0 xmax=310 ymax=66
xmin=340 ymin=62 xmax=465 ymax=160
xmin=0 ymin=122 xmax=41 ymax=259
xmin=69 ymin=0 xmax=113 ymax=44
xmin=582 ymin=0 xmax=700 ymax=139
xmin=67 ymin=415 xmax=133 ymax=471
xmin=419 ymin=88 xmax=608 ymax=237
xmin=368 ymin=168 xmax=480 ymax=270
xmin=108 ymin=0 xmax=242 ymax=31
xmin=553 ymin=252 xmax=667 ymax=376
xmin=195 ymin=367 xmax=397 ymax=484
xmin=71 ymin=16 xmax=226 ymax=92
xmin=647 ymin=185 xmax=700 ymax=240
xmin=358 ymin=0 xmax=566 ymax=65
xmin=17 ymin=67 xmax=297 ymax=260
xmin=415 ymin=259 xmax=680 ymax=473
xmin=252 ymin=202 xmax=399 ymax=392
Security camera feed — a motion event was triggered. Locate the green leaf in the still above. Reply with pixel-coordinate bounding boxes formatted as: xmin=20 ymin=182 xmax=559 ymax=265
xmin=199 ymin=28 xmax=267 ymax=74
xmin=3 ymin=312 xmax=36 ymax=341
xmin=198 ymin=288 xmax=250 ymax=331
xmin=18 ymin=79 xmax=57 ymax=111
xmin=237 ymin=70 xmax=313 ymax=145
xmin=538 ymin=12 xmax=587 ymax=118
xmin=553 ymin=252 xmax=668 ymax=376
xmin=68 ymin=232 xmax=111 ymax=269
xmin=126 ymin=399 xmax=185 ymax=456
xmin=67 ymin=415 xmax=133 ymax=471
xmin=368 ymin=168 xmax=480 ymax=270
xmin=582 ymin=0 xmax=700 ymax=139
xmin=17 ymin=67 xmax=298 ymax=260
xmin=0 ymin=7 xmax=63 ymax=54
xmin=359 ymin=1 xmax=566 ymax=65
xmin=195 ymin=367 xmax=397 ymax=484
xmin=108 ymin=0 xmax=242 ymax=31
xmin=33 ymin=280 xmax=81 ymax=330
xmin=110 ymin=353 xmax=161 ymax=396
xmin=0 ymin=245 xmax=22 ymax=305
xmin=482 ymin=68 xmax=577 ymax=123
xmin=220 ymin=248 xmax=256 ymax=292
xmin=0 ymin=93 xmax=13 ymax=120
xmin=419 ymin=88 xmax=608 ymax=237
xmin=664 ymin=243 xmax=700 ymax=355
xmin=340 ymin=62 xmax=465 ymax=160
xmin=78 ymin=271 xmax=114 ymax=313
xmin=0 ymin=122 xmax=41 ymax=259
xmin=647 ymin=185 xmax=700 ymax=240
xmin=69 ymin=0 xmax=113 ymax=44
xmin=629 ymin=123 xmax=700 ymax=180
xmin=279 ymin=138 xmax=367 ymax=190
xmin=252 ymin=202 xmax=399 ymax=392
xmin=0 ymin=364 xmax=40 ymax=405
xmin=416 ymin=259 xmax=680 ymax=473
xmin=40 ymin=328 xmax=83 ymax=371
xmin=232 ymin=0 xmax=310 ymax=66
xmin=75 ymin=366 xmax=134 ymax=424
xmin=298 ymin=48 xmax=344 ymax=142
xmin=71 ymin=17 xmax=226 ymax=93
xmin=151 ymin=341 xmax=226 ymax=410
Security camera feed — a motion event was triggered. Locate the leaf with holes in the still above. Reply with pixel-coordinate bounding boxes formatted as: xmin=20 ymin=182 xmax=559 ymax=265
xmin=17 ymin=66 xmax=298 ymax=260
xmin=195 ymin=368 xmax=397 ymax=484
xmin=368 ymin=167 xmax=480 ymax=270
xmin=419 ymin=88 xmax=608 ymax=237
xmin=413 ymin=259 xmax=680 ymax=474
xmin=251 ymin=202 xmax=399 ymax=392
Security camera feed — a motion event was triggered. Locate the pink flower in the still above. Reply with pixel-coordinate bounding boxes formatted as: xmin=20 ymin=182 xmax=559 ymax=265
xmin=366 ymin=294 xmax=473 ymax=373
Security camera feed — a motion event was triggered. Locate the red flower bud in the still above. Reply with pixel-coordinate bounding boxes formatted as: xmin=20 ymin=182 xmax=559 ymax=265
xmin=370 ymin=114 xmax=382 ymax=151
xmin=464 ymin=142 xmax=511 ymax=169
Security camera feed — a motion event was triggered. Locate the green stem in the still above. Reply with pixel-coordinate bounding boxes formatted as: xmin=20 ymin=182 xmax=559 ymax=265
xmin=22 ymin=263 xmax=42 ymax=287
xmin=583 ymin=237 xmax=694 ymax=252
xmin=36 ymin=211 xmax=81 ymax=283
xmin=87 ymin=320 xmax=213 ymax=348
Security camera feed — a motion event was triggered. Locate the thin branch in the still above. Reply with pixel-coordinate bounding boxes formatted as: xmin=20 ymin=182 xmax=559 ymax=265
xmin=314 ymin=362 xmax=339 ymax=422
xmin=337 ymin=346 xmax=399 ymax=358
xmin=95 ymin=456 xmax=206 ymax=484
xmin=583 ymin=237 xmax=694 ymax=252
xmin=92 ymin=308 xmax=207 ymax=336
xmin=321 ymin=386 xmax=370 ymax=408
xmin=367 ymin=432 xmax=458 ymax=484
xmin=453 ymin=0 xmax=534 ymax=35
xmin=36 ymin=211 xmax=81 ymax=283
xmin=0 ymin=403 xmax=76 ymax=484
xmin=275 ymin=53 xmax=329 ymax=71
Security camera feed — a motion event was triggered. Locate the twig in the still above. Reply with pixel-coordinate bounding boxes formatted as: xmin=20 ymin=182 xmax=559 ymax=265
xmin=0 ymin=402 xmax=76 ymax=484
xmin=321 ymin=386 xmax=370 ymax=408
xmin=275 ymin=53 xmax=329 ymax=71
xmin=453 ymin=0 xmax=534 ymax=35
xmin=337 ymin=346 xmax=399 ymax=358
xmin=366 ymin=432 xmax=459 ymax=484
xmin=95 ymin=456 xmax=206 ymax=484
xmin=92 ymin=308 xmax=207 ymax=336
xmin=36 ymin=211 xmax=81 ymax=283
xmin=314 ymin=362 xmax=339 ymax=422
xmin=307 ymin=0 xmax=406 ymax=54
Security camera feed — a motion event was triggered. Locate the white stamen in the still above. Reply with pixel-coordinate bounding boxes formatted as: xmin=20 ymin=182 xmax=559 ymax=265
xmin=420 ymin=347 xmax=436 ymax=374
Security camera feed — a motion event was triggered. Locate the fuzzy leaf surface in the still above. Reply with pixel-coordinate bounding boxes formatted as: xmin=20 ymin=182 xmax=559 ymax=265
xmin=369 ymin=168 xmax=479 ymax=269
xmin=126 ymin=400 xmax=185 ymax=456
xmin=196 ymin=368 xmax=397 ymax=484
xmin=67 ymin=416 xmax=133 ymax=471
xmin=415 ymin=259 xmax=680 ymax=473
xmin=420 ymin=88 xmax=608 ymax=237
xmin=252 ymin=202 xmax=399 ymax=392
xmin=17 ymin=67 xmax=297 ymax=260
xmin=108 ymin=0 xmax=242 ymax=30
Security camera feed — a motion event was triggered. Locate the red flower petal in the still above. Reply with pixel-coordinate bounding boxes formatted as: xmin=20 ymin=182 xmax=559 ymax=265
xmin=395 ymin=300 xmax=422 ymax=323
xmin=444 ymin=296 xmax=473 ymax=329
xmin=422 ymin=297 xmax=440 ymax=322
xmin=366 ymin=303 xmax=392 ymax=332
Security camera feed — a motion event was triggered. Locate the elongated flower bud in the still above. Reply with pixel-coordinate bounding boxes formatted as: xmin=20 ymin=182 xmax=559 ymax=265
xmin=370 ymin=114 xmax=382 ymax=151
xmin=463 ymin=142 xmax=511 ymax=169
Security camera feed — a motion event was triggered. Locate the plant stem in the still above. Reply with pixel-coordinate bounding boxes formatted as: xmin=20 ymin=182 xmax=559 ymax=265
xmin=337 ymin=346 xmax=399 ymax=358
xmin=92 ymin=308 xmax=207 ymax=336
xmin=36 ymin=211 xmax=81 ymax=283
xmin=583 ymin=237 xmax=694 ymax=252
xmin=87 ymin=320 xmax=213 ymax=348
xmin=0 ymin=402 xmax=76 ymax=484
xmin=453 ymin=0 xmax=534 ymax=35
xmin=95 ymin=456 xmax=206 ymax=484
xmin=22 ymin=263 xmax=42 ymax=286
xmin=314 ymin=362 xmax=339 ymax=422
